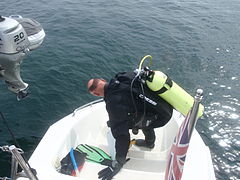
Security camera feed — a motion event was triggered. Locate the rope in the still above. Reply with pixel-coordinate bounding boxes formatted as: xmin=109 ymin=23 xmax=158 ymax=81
xmin=0 ymin=112 xmax=38 ymax=180
xmin=0 ymin=112 xmax=20 ymax=148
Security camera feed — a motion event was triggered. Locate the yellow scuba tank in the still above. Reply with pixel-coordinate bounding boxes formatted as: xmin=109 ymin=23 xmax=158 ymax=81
xmin=138 ymin=55 xmax=204 ymax=118
xmin=146 ymin=71 xmax=204 ymax=118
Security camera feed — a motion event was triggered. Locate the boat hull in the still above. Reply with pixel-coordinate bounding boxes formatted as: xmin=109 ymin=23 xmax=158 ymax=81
xmin=17 ymin=100 xmax=215 ymax=180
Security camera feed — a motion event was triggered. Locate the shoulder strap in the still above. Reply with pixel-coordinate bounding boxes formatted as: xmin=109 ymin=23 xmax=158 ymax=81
xmin=114 ymin=72 xmax=135 ymax=83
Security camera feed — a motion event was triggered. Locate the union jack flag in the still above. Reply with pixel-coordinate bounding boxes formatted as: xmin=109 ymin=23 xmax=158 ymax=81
xmin=164 ymin=112 xmax=191 ymax=180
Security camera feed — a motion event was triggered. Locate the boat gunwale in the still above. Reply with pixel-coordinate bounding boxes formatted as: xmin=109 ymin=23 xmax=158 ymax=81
xmin=72 ymin=98 xmax=104 ymax=116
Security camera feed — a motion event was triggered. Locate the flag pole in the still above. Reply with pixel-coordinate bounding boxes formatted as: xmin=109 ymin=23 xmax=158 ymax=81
xmin=188 ymin=89 xmax=204 ymax=139
xmin=164 ymin=89 xmax=204 ymax=180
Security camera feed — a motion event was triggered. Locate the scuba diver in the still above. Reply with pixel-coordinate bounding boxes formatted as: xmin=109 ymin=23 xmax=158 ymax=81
xmin=87 ymin=70 xmax=173 ymax=180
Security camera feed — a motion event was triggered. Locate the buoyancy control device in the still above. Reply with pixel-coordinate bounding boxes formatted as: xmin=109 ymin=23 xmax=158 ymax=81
xmin=136 ymin=55 xmax=204 ymax=118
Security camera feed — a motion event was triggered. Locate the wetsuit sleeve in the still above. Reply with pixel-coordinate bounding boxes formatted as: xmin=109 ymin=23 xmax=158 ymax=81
xmin=109 ymin=118 xmax=130 ymax=164
xmin=108 ymin=110 xmax=130 ymax=164
xmin=114 ymin=134 xmax=130 ymax=164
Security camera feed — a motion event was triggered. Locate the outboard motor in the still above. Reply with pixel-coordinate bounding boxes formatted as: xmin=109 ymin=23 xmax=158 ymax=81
xmin=0 ymin=15 xmax=45 ymax=100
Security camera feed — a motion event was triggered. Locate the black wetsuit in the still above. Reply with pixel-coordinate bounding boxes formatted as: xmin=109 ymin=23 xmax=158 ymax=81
xmin=103 ymin=71 xmax=173 ymax=163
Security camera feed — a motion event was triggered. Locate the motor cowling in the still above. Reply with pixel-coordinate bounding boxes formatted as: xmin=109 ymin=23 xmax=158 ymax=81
xmin=145 ymin=70 xmax=204 ymax=118
xmin=0 ymin=15 xmax=45 ymax=100
xmin=0 ymin=16 xmax=29 ymax=54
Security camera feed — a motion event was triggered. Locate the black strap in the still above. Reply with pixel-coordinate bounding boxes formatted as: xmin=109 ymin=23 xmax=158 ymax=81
xmin=154 ymin=75 xmax=173 ymax=94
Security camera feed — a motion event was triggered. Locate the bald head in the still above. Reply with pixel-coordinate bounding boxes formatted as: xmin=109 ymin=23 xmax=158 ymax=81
xmin=87 ymin=78 xmax=106 ymax=97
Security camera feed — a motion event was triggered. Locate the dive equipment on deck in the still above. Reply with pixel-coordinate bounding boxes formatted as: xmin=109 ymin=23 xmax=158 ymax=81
xmin=76 ymin=144 xmax=112 ymax=166
xmin=136 ymin=55 xmax=204 ymax=118
xmin=60 ymin=149 xmax=86 ymax=176
xmin=70 ymin=148 xmax=81 ymax=176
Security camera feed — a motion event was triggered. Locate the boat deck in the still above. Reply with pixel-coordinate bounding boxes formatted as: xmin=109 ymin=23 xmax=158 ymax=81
xmin=17 ymin=101 xmax=215 ymax=180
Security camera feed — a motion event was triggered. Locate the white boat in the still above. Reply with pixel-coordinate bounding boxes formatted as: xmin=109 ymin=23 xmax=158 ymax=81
xmin=16 ymin=98 xmax=215 ymax=180
xmin=1 ymin=15 xmax=215 ymax=180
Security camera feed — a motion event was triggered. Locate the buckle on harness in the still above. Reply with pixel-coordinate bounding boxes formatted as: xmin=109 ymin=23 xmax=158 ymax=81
xmin=155 ymin=75 xmax=173 ymax=94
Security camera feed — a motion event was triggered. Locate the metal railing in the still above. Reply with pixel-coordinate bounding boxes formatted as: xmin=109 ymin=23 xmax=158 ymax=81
xmin=0 ymin=145 xmax=38 ymax=180
xmin=72 ymin=98 xmax=104 ymax=116
xmin=188 ymin=89 xmax=203 ymax=138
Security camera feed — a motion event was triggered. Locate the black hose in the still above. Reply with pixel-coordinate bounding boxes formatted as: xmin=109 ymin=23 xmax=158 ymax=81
xmin=0 ymin=111 xmax=38 ymax=179
xmin=0 ymin=112 xmax=20 ymax=148
xmin=130 ymin=75 xmax=139 ymax=119
xmin=130 ymin=74 xmax=147 ymax=131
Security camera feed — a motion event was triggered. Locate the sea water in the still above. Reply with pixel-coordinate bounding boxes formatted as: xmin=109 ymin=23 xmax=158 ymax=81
xmin=0 ymin=0 xmax=239 ymax=179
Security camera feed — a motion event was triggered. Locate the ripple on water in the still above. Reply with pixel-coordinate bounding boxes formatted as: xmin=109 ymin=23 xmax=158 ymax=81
xmin=205 ymin=93 xmax=240 ymax=180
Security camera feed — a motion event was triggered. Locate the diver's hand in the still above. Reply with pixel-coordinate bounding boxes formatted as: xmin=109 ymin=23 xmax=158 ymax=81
xmin=98 ymin=160 xmax=122 ymax=180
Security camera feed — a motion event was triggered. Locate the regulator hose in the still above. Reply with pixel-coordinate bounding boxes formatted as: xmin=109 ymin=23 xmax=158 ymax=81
xmin=137 ymin=55 xmax=152 ymax=74
xmin=130 ymin=55 xmax=153 ymax=134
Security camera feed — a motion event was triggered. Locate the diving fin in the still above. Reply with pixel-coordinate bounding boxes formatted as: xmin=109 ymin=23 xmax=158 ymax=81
xmin=76 ymin=144 xmax=112 ymax=166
